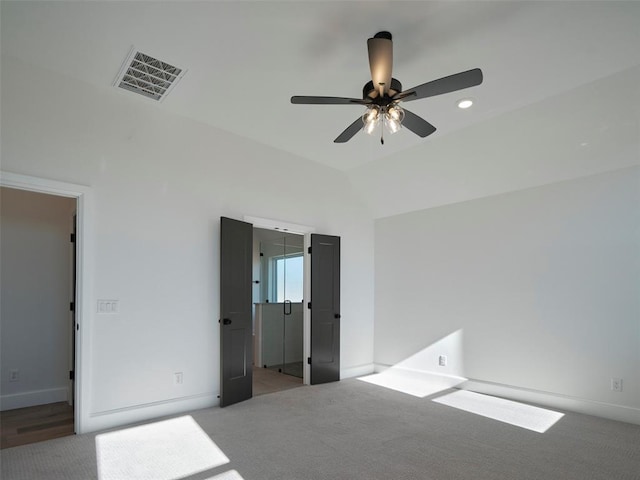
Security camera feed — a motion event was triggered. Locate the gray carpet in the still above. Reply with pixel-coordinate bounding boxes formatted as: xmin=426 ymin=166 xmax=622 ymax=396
xmin=2 ymin=379 xmax=639 ymax=480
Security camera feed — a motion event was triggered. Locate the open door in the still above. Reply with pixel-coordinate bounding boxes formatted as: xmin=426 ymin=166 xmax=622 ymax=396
xmin=220 ymin=217 xmax=253 ymax=407
xmin=310 ymin=234 xmax=340 ymax=384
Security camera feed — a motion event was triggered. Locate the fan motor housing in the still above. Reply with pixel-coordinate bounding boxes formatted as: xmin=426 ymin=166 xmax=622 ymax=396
xmin=363 ymin=78 xmax=402 ymax=103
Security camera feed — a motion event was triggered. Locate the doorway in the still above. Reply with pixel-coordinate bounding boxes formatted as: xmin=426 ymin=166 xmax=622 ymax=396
xmin=220 ymin=215 xmax=341 ymax=407
xmin=0 ymin=187 xmax=77 ymax=447
xmin=252 ymin=228 xmax=305 ymax=396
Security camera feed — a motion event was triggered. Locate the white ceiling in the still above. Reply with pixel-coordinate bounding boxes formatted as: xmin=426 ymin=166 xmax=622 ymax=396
xmin=2 ymin=1 xmax=640 ymax=173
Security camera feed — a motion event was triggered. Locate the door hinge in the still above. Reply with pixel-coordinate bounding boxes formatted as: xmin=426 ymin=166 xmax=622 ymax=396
xmin=70 ymin=302 xmax=75 ymax=312
xmin=307 ymin=357 xmax=311 ymax=365
xmin=308 ymin=246 xmax=312 ymax=254
xmin=69 ymin=370 xmax=74 ymax=380
xmin=307 ymin=302 xmax=311 ymax=310
xmin=70 ymin=233 xmax=76 ymax=243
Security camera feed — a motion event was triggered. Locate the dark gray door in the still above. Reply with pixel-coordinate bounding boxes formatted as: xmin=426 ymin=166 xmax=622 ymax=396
xmin=310 ymin=234 xmax=340 ymax=384
xmin=220 ymin=217 xmax=253 ymax=407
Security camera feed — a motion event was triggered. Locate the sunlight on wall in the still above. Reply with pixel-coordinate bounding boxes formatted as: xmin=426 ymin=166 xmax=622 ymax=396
xmin=96 ymin=415 xmax=235 ymax=480
xmin=359 ymin=330 xmax=466 ymax=397
xmin=392 ymin=330 xmax=465 ymax=375
xmin=433 ymin=390 xmax=565 ymax=433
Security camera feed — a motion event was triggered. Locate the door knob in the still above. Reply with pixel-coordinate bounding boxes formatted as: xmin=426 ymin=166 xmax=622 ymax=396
xmin=223 ymin=318 xmax=232 ymax=325
xmin=334 ymin=313 xmax=341 ymax=319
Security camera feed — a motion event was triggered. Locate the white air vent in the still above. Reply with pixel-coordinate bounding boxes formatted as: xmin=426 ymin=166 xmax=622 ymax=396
xmin=114 ymin=49 xmax=186 ymax=101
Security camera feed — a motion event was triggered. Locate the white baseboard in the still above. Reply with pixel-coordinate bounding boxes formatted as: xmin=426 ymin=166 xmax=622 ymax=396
xmin=371 ymin=365 xmax=639 ymax=426
xmin=80 ymin=364 xmax=374 ymax=433
xmin=1 ymin=387 xmax=69 ymax=411
xmin=82 ymin=393 xmax=219 ymax=434
xmin=462 ymin=380 xmax=640 ymax=426
xmin=341 ymin=363 xmax=375 ymax=379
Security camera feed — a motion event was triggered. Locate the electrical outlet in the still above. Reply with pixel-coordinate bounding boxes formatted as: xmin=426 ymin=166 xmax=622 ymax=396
xmin=611 ymin=378 xmax=623 ymax=392
xmin=438 ymin=355 xmax=447 ymax=367
xmin=9 ymin=369 xmax=19 ymax=382
xmin=174 ymin=372 xmax=183 ymax=385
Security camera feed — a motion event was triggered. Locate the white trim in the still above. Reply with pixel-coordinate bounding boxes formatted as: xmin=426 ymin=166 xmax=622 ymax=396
xmin=85 ymin=393 xmax=218 ymax=433
xmin=0 ymin=171 xmax=93 ymax=434
xmin=373 ymin=363 xmax=392 ymax=373
xmin=244 ymin=215 xmax=315 ymax=236
xmin=341 ymin=363 xmax=375 ymax=380
xmin=462 ymin=379 xmax=640 ymax=426
xmin=244 ymin=215 xmax=315 ymax=386
xmin=0 ymin=387 xmax=68 ymax=411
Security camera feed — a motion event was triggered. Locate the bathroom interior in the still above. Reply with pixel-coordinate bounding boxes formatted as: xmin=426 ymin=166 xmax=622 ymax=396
xmin=252 ymin=228 xmax=305 ymax=394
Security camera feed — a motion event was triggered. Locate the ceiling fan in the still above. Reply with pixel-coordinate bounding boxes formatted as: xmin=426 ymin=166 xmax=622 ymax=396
xmin=291 ymin=31 xmax=483 ymax=144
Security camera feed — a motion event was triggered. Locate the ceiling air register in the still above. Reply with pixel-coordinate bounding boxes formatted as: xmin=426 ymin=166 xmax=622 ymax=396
xmin=114 ymin=50 xmax=185 ymax=101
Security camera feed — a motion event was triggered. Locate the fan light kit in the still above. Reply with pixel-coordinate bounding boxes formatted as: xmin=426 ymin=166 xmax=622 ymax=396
xmin=362 ymin=104 xmax=405 ymax=138
xmin=291 ymin=31 xmax=483 ymax=144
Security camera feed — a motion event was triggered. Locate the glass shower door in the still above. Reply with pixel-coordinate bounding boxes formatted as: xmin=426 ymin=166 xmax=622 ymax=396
xmin=282 ymin=240 xmax=303 ymax=378
xmin=259 ymin=234 xmax=304 ymax=378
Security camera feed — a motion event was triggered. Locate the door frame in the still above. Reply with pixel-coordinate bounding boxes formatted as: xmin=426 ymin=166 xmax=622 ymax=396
xmin=0 ymin=171 xmax=92 ymax=434
xmin=245 ymin=216 xmax=315 ymax=385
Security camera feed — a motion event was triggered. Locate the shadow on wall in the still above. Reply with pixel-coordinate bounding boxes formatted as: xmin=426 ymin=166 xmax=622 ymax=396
xmin=358 ymin=329 xmax=564 ymax=433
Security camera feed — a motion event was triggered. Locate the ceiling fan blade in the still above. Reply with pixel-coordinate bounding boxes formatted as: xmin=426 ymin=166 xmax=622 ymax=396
xmin=401 ymin=109 xmax=437 ymax=138
xmin=291 ymin=96 xmax=370 ymax=105
xmin=396 ymin=68 xmax=483 ymax=102
xmin=334 ymin=117 xmax=363 ymax=143
xmin=367 ymin=32 xmax=393 ymax=96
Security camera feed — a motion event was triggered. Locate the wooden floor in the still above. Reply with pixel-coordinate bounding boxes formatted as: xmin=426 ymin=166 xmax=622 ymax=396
xmin=253 ymin=366 xmax=304 ymax=397
xmin=1 ymin=402 xmax=74 ymax=449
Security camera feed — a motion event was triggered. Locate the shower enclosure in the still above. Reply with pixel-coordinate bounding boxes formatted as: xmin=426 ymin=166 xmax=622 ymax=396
xmin=253 ymin=231 xmax=304 ymax=378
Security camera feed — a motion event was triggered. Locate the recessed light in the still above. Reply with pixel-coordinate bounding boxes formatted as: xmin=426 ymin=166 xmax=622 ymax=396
xmin=457 ymin=99 xmax=474 ymax=109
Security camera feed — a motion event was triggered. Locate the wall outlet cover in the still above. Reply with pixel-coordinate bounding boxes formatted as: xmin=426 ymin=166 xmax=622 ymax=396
xmin=611 ymin=378 xmax=623 ymax=392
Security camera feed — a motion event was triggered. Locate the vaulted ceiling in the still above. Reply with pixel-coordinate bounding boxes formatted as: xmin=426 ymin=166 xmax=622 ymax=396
xmin=2 ymin=1 xmax=639 ymax=215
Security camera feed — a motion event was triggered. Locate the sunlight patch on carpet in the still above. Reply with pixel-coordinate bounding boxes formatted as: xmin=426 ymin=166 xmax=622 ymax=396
xmin=96 ymin=415 xmax=229 ymax=480
xmin=358 ymin=368 xmax=466 ymax=398
xmin=433 ymin=390 xmax=564 ymax=433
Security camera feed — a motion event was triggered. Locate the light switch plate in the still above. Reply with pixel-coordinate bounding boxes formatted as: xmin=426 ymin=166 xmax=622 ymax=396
xmin=97 ymin=300 xmax=119 ymax=314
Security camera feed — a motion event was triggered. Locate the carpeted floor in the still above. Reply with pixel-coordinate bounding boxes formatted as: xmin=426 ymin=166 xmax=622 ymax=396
xmin=1 ymin=379 xmax=639 ymax=480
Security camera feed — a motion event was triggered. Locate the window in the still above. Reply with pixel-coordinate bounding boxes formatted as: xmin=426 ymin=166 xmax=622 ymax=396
xmin=274 ymin=254 xmax=304 ymax=302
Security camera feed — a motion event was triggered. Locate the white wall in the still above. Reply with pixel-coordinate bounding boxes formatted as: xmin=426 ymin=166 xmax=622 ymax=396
xmin=375 ymin=167 xmax=640 ymax=423
xmin=1 ymin=55 xmax=375 ymax=432
xmin=0 ymin=187 xmax=76 ymax=410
